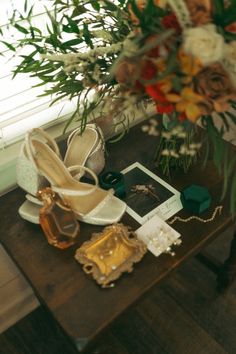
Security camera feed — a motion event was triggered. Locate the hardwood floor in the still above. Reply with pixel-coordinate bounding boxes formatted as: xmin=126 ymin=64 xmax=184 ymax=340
xmin=0 ymin=227 xmax=235 ymax=354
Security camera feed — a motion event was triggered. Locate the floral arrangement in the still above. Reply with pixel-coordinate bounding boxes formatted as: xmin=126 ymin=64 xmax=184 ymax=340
xmin=1 ymin=0 xmax=236 ymax=211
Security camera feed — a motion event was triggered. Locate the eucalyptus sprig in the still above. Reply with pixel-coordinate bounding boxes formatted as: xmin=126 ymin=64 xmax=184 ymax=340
xmin=1 ymin=0 xmax=130 ymax=129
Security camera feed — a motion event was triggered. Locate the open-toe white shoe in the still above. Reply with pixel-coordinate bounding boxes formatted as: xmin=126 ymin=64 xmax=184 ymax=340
xmin=23 ymin=129 xmax=126 ymax=225
xmin=16 ymin=124 xmax=105 ymax=197
xmin=64 ymin=123 xmax=105 ymax=176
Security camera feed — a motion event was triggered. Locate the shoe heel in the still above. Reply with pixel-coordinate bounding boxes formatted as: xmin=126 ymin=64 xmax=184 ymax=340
xmin=86 ymin=146 xmax=105 ymax=176
xmin=16 ymin=151 xmax=49 ymax=196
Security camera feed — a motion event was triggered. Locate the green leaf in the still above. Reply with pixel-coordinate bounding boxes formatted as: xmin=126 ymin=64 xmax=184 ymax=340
xmin=45 ymin=34 xmax=61 ymax=48
xmin=63 ymin=109 xmax=79 ymax=134
xmin=61 ymin=38 xmax=83 ymax=49
xmin=72 ymin=5 xmax=87 ymax=17
xmin=19 ymin=38 xmax=42 ymax=44
xmin=64 ymin=16 xmax=80 ymax=34
xmin=91 ymin=1 xmax=100 ymax=11
xmin=222 ymin=30 xmax=236 ymax=41
xmin=0 ymin=41 xmax=16 ymax=51
xmin=205 ymin=115 xmax=225 ymax=174
xmin=221 ymin=153 xmax=236 ymax=200
xmin=212 ymin=0 xmax=225 ymax=25
xmin=171 ymin=77 xmax=182 ymax=92
xmin=222 ymin=6 xmax=236 ymax=26
xmin=14 ymin=23 xmax=28 ymax=34
xmin=45 ymin=7 xmax=59 ymax=36
xmin=24 ymin=0 xmax=28 ymax=12
xmin=83 ymin=23 xmax=94 ymax=48
xmin=30 ymin=26 xmax=42 ymax=35
xmin=230 ymin=173 xmax=236 ymax=214
xmin=212 ymin=0 xmax=224 ymax=15
xmin=103 ymin=0 xmax=119 ymax=11
xmin=49 ymin=93 xmax=68 ymax=106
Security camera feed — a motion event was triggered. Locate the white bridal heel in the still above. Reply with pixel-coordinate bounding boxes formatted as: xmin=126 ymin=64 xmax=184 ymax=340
xmin=22 ymin=129 xmax=126 ymax=225
xmin=64 ymin=123 xmax=105 ymax=176
xmin=16 ymin=124 xmax=105 ymax=197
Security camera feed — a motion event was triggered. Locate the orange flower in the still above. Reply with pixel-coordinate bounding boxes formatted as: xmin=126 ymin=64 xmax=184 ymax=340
xmin=186 ymin=0 xmax=212 ymax=26
xmin=225 ymin=22 xmax=236 ymax=34
xmin=145 ymin=77 xmax=172 ymax=100
xmin=166 ymin=87 xmax=204 ymax=122
xmin=145 ymin=77 xmax=174 ymax=114
xmin=153 ymin=0 xmax=167 ymax=7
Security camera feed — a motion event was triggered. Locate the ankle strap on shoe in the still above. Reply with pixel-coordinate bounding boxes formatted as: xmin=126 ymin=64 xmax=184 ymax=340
xmin=52 ymin=165 xmax=98 ymax=196
xmin=25 ymin=128 xmax=61 ymax=169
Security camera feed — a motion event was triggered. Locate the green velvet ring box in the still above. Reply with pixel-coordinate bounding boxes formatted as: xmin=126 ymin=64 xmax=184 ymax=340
xmin=180 ymin=184 xmax=212 ymax=215
xmin=99 ymin=171 xmax=126 ymax=198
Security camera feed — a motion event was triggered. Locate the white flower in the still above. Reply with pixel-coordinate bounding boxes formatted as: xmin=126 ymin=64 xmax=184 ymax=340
xmin=189 ymin=143 xmax=201 ymax=149
xmin=222 ymin=41 xmax=236 ymax=86
xmin=161 ymin=149 xmax=179 ymax=157
xmin=149 ymin=118 xmax=158 ymax=126
xmin=142 ymin=125 xmax=149 ymax=132
xmin=161 ymin=131 xmax=172 ymax=140
xmin=161 ymin=149 xmax=171 ymax=156
xmin=188 ymin=150 xmax=196 ymax=156
xmin=92 ymin=30 xmax=113 ymax=42
xmin=183 ymin=24 xmax=224 ymax=65
xmin=148 ymin=126 xmax=159 ymax=136
xmin=179 ymin=145 xmax=187 ymax=155
xmin=176 ymin=132 xmax=187 ymax=138
xmin=171 ymin=126 xmax=185 ymax=136
xmin=122 ymin=32 xmax=139 ymax=57
xmin=170 ymin=151 xmax=179 ymax=158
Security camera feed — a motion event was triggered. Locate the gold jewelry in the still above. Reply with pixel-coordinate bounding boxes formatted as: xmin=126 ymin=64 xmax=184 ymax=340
xmin=168 ymin=205 xmax=223 ymax=225
xmin=131 ymin=184 xmax=160 ymax=201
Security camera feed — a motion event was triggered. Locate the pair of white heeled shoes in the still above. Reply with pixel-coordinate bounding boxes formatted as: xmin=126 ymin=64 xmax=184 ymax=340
xmin=17 ymin=125 xmax=126 ymax=225
xmin=17 ymin=124 xmax=105 ymax=196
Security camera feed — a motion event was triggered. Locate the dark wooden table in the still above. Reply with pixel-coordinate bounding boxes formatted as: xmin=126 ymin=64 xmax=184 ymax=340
xmin=0 ymin=122 xmax=235 ymax=353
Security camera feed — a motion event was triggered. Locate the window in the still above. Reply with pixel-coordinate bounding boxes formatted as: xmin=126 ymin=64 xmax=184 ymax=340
xmin=0 ymin=0 xmax=79 ymax=194
xmin=0 ymin=0 xmax=151 ymax=194
xmin=0 ymin=0 xmax=76 ymax=149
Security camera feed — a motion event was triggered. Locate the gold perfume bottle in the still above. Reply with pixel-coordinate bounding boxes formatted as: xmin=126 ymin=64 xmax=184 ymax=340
xmin=38 ymin=188 xmax=80 ymax=249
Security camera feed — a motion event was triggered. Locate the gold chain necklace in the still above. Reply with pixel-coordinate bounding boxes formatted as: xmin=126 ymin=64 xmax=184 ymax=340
xmin=168 ymin=206 xmax=223 ymax=225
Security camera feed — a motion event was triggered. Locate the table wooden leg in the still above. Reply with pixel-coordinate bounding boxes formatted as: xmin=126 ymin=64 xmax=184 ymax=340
xmin=217 ymin=229 xmax=236 ymax=293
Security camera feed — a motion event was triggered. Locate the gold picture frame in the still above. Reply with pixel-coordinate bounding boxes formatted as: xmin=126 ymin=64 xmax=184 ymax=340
xmin=75 ymin=224 xmax=147 ymax=288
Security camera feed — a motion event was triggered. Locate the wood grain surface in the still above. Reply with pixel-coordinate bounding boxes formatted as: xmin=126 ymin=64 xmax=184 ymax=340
xmin=0 ymin=121 xmax=235 ymax=352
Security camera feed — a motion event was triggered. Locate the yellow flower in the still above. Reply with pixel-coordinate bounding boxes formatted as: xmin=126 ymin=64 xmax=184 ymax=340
xmin=166 ymin=87 xmax=204 ymax=122
xmin=178 ymin=49 xmax=202 ymax=84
